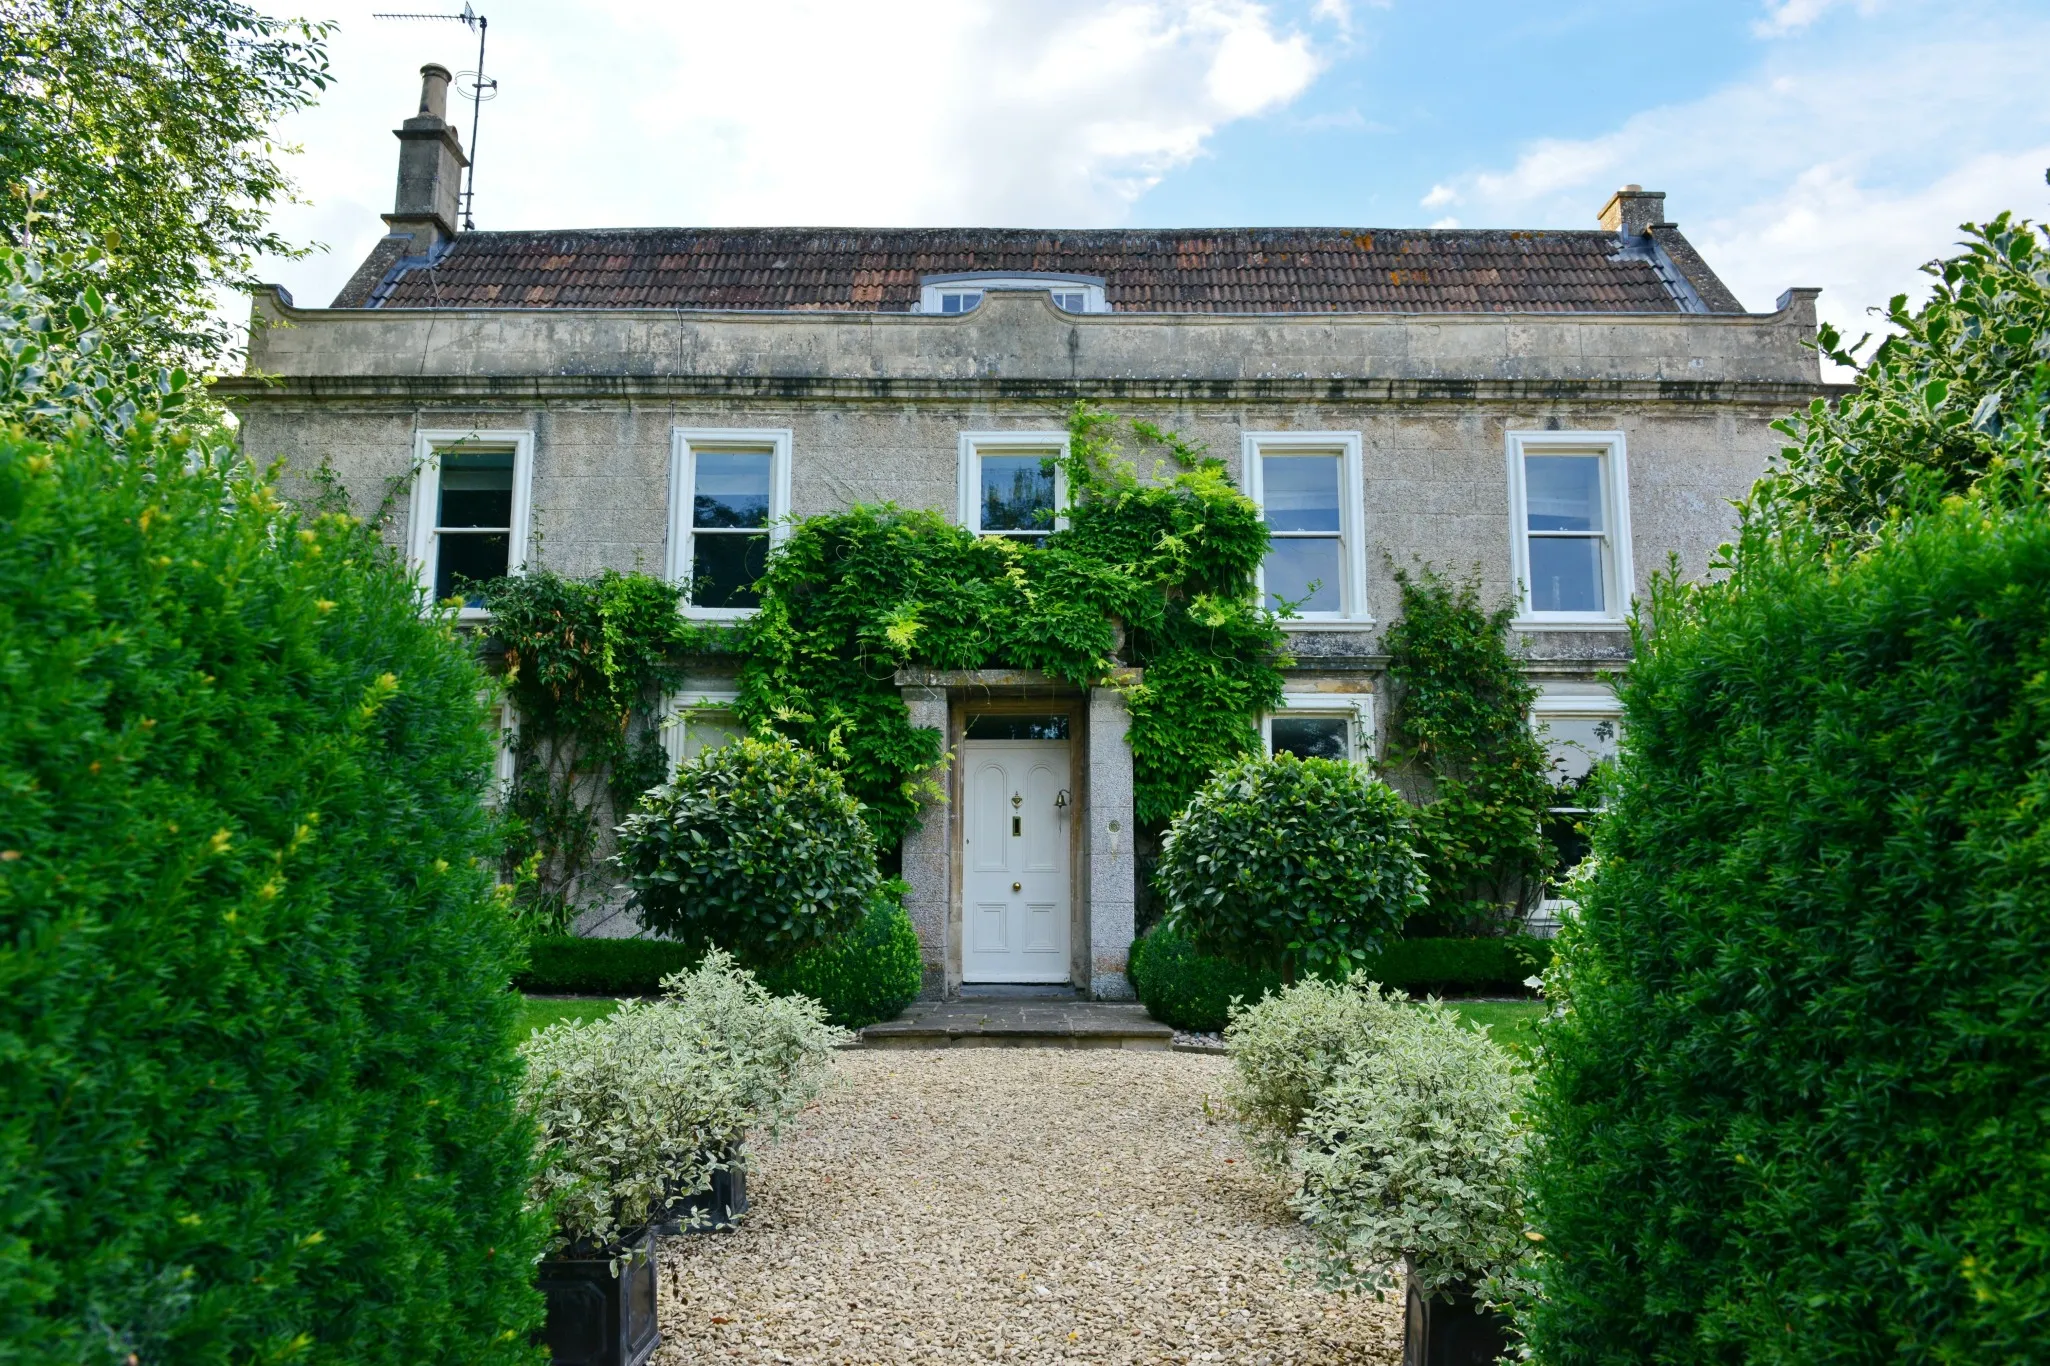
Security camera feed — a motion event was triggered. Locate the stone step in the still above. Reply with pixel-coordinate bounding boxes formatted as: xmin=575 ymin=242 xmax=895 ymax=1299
xmin=860 ymin=1000 xmax=1174 ymax=1050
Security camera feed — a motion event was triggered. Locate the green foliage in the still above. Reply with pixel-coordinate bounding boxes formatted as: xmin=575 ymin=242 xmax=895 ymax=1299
xmin=1372 ymin=935 xmax=1553 ymax=995
xmin=617 ymin=733 xmax=880 ymax=966
xmin=1758 ymin=210 xmax=2050 ymax=547
xmin=755 ymin=881 xmax=923 ymax=1028
xmin=515 ymin=936 xmax=695 ymax=995
xmin=1060 ymin=408 xmax=1287 ymax=824
xmin=518 ymin=950 xmax=845 ymax=1252
xmin=0 ymin=427 xmax=544 ymax=1361
xmin=485 ymin=567 xmax=694 ymax=929
xmin=1293 ymin=1003 xmax=1530 ymax=1298
xmin=736 ymin=404 xmax=1285 ymax=847
xmin=1522 ymin=496 xmax=2050 ymax=1363
xmin=1157 ymin=751 xmax=1427 ymax=979
xmin=2 ymin=0 xmax=332 ymax=365
xmin=1129 ymin=922 xmax=1549 ymax=1032
xmin=0 ymin=244 xmax=207 ymax=441
xmin=516 ymin=888 xmax=922 ymax=1029
xmin=734 ymin=504 xmax=1075 ymax=844
xmin=1222 ymin=976 xmax=1407 ymax=1170
xmin=1127 ymin=920 xmax=1286 ymax=1033
xmin=1381 ymin=563 xmax=1555 ymax=931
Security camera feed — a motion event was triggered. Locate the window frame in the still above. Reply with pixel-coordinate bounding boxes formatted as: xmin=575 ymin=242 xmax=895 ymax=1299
xmin=667 ymin=428 xmax=794 ymax=621
xmin=918 ymin=272 xmax=1108 ymax=314
xmin=1242 ymin=431 xmax=1370 ymax=628
xmin=658 ymin=689 xmax=742 ymax=778
xmin=407 ymin=428 xmax=535 ymax=620
xmin=1505 ymin=429 xmax=1635 ymax=628
xmin=1530 ymin=688 xmax=1625 ymax=924
xmin=958 ymin=430 xmax=1071 ymax=540
xmin=481 ymin=690 xmax=519 ymax=810
xmin=1261 ymin=692 xmax=1375 ymax=764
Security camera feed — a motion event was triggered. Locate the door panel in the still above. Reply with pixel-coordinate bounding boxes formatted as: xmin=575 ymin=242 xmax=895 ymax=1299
xmin=960 ymin=739 xmax=1072 ymax=983
xmin=968 ymin=760 xmax=1011 ymax=873
xmin=1022 ymin=901 xmax=1061 ymax=953
xmin=1022 ymin=760 xmax=1060 ymax=872
xmin=971 ymin=900 xmax=1008 ymax=953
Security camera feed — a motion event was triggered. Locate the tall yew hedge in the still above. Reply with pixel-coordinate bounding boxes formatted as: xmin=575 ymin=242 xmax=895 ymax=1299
xmin=0 ymin=428 xmax=545 ymax=1362
xmin=1522 ymin=499 xmax=2050 ymax=1362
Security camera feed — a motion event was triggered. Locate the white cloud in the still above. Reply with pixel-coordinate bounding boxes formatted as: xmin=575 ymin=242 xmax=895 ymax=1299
xmin=1429 ymin=215 xmax=1459 ymax=229
xmin=1417 ymin=15 xmax=2050 ymax=374
xmin=1752 ymin=0 xmax=1879 ymax=38
xmin=1419 ymin=183 xmax=1457 ymax=209
xmin=1693 ymin=150 xmax=2050 ymax=352
xmin=250 ymin=0 xmax=1333 ymax=311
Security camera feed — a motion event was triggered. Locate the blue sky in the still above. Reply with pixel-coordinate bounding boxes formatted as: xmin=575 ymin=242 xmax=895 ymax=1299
xmin=259 ymin=0 xmax=2050 ymax=357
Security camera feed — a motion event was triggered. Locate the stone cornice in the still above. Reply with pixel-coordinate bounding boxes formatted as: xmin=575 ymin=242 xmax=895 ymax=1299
xmin=213 ymin=372 xmax=1838 ymax=407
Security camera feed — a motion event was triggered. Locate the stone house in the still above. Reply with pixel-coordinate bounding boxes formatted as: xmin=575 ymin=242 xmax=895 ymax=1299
xmin=221 ymin=65 xmax=1829 ymax=999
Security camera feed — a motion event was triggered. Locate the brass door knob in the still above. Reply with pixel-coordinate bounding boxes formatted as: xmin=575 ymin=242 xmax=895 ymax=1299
xmin=1012 ymin=881 xmax=1022 ymax=891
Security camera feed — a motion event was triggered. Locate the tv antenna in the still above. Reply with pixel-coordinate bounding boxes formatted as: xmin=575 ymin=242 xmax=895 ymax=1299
xmin=374 ymin=4 xmax=495 ymax=229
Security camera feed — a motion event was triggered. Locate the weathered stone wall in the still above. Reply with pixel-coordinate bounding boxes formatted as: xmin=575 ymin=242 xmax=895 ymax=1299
xmin=235 ymin=392 xmax=1776 ymax=666
xmin=221 ymin=284 xmax=1827 ymax=994
xmin=238 ymin=285 xmax=1822 ymax=386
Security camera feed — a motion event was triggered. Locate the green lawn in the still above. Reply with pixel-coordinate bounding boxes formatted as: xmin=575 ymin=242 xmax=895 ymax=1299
xmin=513 ymin=994 xmax=622 ymax=1039
xmin=1442 ymin=998 xmax=1548 ymax=1059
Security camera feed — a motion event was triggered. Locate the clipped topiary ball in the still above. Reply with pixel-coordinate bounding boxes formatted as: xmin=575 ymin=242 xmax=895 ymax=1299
xmin=1157 ymin=752 xmax=1427 ymax=979
xmin=617 ymin=733 xmax=879 ymax=965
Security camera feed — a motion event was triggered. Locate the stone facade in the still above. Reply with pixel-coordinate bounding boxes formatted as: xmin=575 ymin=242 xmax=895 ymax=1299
xmin=216 ymin=72 xmax=1829 ymax=999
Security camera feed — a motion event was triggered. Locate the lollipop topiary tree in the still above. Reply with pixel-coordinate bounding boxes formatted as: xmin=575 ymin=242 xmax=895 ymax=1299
xmin=1157 ymin=752 xmax=1428 ymax=980
xmin=616 ymin=733 xmax=880 ymax=967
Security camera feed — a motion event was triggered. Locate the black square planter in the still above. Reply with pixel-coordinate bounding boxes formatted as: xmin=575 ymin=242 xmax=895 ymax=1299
xmin=1404 ymin=1273 xmax=1510 ymax=1366
xmin=655 ymin=1150 xmax=748 ymax=1235
xmin=536 ymin=1226 xmax=661 ymax=1366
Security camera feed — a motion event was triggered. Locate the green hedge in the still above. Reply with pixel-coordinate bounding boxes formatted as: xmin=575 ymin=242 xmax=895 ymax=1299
xmin=1375 ymin=935 xmax=1553 ymax=994
xmin=755 ymin=889 xmax=923 ymax=1028
xmin=1524 ymin=499 xmax=2050 ymax=1362
xmin=516 ymin=936 xmax=694 ymax=995
xmin=1129 ymin=923 xmax=1552 ymax=1032
xmin=1128 ymin=921 xmax=1286 ymax=1033
xmin=0 ymin=431 xmax=543 ymax=1360
xmin=519 ymin=891 xmax=923 ymax=1029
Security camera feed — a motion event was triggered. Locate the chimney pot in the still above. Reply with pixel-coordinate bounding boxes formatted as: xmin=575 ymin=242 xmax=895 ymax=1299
xmin=1598 ymin=185 xmax=1667 ymax=238
xmin=418 ymin=64 xmax=453 ymax=122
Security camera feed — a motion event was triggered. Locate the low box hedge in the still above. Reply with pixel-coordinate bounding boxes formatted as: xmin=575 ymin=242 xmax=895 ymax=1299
xmin=516 ymin=936 xmax=694 ymax=996
xmin=517 ymin=891 xmax=923 ymax=1030
xmin=1129 ymin=923 xmax=1553 ymax=1033
xmin=1375 ymin=934 xmax=1554 ymax=995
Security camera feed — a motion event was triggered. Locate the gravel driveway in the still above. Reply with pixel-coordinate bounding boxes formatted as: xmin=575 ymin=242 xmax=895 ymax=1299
xmin=655 ymin=1049 xmax=1400 ymax=1364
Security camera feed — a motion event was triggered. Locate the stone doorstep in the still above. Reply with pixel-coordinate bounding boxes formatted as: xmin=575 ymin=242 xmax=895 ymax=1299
xmin=858 ymin=1000 xmax=1174 ymax=1052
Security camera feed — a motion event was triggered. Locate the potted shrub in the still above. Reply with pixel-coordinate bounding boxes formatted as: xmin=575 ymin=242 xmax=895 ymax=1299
xmin=1284 ymin=1002 xmax=1531 ymax=1366
xmin=1222 ymin=976 xmax=1408 ymax=1169
xmin=518 ymin=953 xmax=838 ymax=1363
xmin=519 ymin=1008 xmax=714 ymax=1366
xmin=638 ymin=950 xmax=847 ymax=1235
xmin=654 ymin=1150 xmax=747 ymax=1235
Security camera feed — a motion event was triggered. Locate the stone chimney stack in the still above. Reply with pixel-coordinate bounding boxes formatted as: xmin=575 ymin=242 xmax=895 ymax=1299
xmin=384 ymin=63 xmax=468 ymax=249
xmin=1598 ymin=184 xmax=1666 ymax=239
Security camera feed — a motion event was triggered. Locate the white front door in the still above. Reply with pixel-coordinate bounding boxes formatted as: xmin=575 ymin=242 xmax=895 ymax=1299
xmin=961 ymin=741 xmax=1072 ymax=983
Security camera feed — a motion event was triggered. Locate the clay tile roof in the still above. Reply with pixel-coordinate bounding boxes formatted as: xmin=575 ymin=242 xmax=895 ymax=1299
xmin=340 ymin=225 xmax=1745 ymax=314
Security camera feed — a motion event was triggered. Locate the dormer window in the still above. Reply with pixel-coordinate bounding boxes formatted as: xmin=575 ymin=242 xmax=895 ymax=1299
xmin=919 ymin=273 xmax=1108 ymax=314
